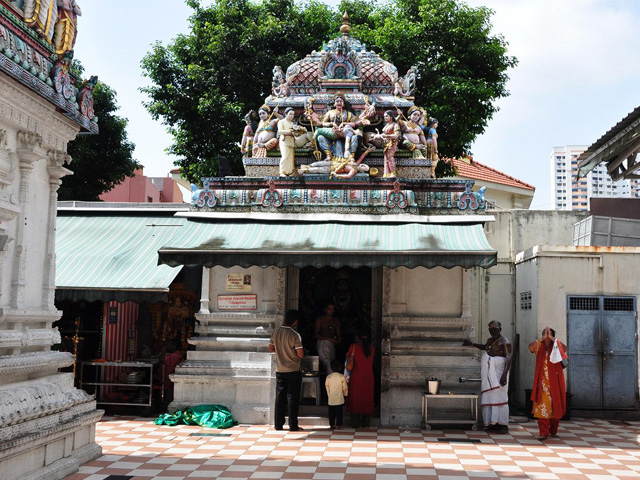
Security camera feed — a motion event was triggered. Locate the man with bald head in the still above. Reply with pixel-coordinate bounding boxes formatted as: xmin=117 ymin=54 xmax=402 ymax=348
xmin=464 ymin=321 xmax=512 ymax=433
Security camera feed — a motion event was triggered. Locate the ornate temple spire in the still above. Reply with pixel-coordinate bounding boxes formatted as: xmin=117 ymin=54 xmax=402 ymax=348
xmin=340 ymin=12 xmax=351 ymax=36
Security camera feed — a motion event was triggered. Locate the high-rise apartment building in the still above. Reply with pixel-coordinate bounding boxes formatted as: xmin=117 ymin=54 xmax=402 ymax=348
xmin=551 ymin=146 xmax=640 ymax=210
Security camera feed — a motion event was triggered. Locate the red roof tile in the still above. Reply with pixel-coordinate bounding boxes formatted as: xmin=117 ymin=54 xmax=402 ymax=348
xmin=448 ymin=157 xmax=535 ymax=191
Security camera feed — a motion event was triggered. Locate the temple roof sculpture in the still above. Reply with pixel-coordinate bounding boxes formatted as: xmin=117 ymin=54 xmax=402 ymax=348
xmin=191 ymin=13 xmax=487 ymax=215
xmin=267 ymin=13 xmax=415 ymax=109
xmin=0 ymin=0 xmax=97 ymax=133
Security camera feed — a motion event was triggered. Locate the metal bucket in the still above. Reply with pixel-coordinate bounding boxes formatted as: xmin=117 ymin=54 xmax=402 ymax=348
xmin=426 ymin=379 xmax=441 ymax=395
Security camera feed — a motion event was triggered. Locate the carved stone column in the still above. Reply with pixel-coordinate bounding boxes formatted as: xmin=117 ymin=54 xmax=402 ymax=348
xmin=198 ymin=267 xmax=211 ymax=314
xmin=11 ymin=131 xmax=43 ymax=308
xmin=42 ymin=150 xmax=72 ymax=309
xmin=0 ymin=129 xmax=19 ymax=311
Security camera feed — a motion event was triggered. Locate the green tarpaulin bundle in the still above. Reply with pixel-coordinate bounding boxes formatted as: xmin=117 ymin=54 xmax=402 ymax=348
xmin=154 ymin=404 xmax=237 ymax=429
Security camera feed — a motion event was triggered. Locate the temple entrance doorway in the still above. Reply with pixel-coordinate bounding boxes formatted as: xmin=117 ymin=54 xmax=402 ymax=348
xmin=297 ymin=266 xmax=382 ymax=414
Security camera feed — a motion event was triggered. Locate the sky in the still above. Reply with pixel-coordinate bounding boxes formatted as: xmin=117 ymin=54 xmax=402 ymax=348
xmin=72 ymin=0 xmax=640 ymax=209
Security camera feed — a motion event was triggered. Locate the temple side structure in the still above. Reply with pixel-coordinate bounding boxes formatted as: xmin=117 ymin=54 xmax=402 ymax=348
xmin=0 ymin=1 xmax=102 ymax=479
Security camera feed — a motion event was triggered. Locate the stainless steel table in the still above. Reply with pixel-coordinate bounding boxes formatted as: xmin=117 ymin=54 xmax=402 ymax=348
xmin=421 ymin=393 xmax=479 ymax=431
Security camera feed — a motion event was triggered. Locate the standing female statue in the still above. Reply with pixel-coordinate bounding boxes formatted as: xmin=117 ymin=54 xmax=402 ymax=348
xmin=425 ymin=117 xmax=439 ymax=178
xmin=277 ymin=108 xmax=297 ymax=176
xmin=54 ymin=0 xmax=82 ymax=54
xmin=372 ymin=110 xmax=400 ymax=178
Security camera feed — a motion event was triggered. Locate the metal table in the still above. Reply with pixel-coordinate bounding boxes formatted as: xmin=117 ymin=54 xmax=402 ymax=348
xmin=421 ymin=393 xmax=479 ymax=431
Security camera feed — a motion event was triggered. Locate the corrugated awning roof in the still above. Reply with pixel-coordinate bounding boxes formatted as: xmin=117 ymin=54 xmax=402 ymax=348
xmin=56 ymin=215 xmax=186 ymax=303
xmin=158 ymin=219 xmax=497 ymax=270
xmin=577 ymin=105 xmax=640 ymax=178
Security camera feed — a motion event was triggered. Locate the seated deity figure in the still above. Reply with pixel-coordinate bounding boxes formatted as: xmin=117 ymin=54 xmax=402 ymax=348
xmin=397 ymin=106 xmax=428 ymax=157
xmin=252 ymin=105 xmax=279 ymax=158
xmin=305 ymin=93 xmax=373 ymax=165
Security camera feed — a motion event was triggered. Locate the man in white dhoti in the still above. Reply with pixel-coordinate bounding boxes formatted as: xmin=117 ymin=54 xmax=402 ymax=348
xmin=463 ymin=321 xmax=512 ymax=433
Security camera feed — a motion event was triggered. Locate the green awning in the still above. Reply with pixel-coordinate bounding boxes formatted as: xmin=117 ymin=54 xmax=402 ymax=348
xmin=56 ymin=215 xmax=186 ymax=303
xmin=158 ymin=219 xmax=496 ymax=269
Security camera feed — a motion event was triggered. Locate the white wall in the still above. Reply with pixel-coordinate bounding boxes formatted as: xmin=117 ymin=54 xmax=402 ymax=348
xmin=389 ymin=266 xmax=462 ymax=316
xmin=515 ymin=246 xmax=640 ymax=409
xmin=209 ymin=265 xmax=282 ymax=315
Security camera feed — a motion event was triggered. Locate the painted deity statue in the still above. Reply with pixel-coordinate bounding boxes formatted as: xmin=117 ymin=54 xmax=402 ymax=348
xmin=372 ymin=110 xmax=401 ymax=178
xmin=306 ymin=93 xmax=373 ymax=166
xmin=55 ymin=0 xmax=82 ymax=54
xmin=425 ymin=117 xmax=440 ymax=178
xmin=23 ymin=0 xmax=81 ymax=54
xmin=299 ymin=146 xmax=375 ymax=179
xmin=240 ymin=110 xmax=259 ymax=159
xmin=397 ymin=106 xmax=428 ymax=157
xmin=252 ymin=105 xmax=279 ymax=158
xmin=277 ymin=108 xmax=298 ymax=176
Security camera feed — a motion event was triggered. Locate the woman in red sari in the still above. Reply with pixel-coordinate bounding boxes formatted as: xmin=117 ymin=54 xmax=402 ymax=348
xmin=529 ymin=326 xmax=566 ymax=440
xmin=346 ymin=329 xmax=375 ymax=428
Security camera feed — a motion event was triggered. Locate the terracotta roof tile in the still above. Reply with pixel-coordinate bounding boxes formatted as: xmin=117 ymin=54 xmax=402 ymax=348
xmin=448 ymin=157 xmax=535 ymax=191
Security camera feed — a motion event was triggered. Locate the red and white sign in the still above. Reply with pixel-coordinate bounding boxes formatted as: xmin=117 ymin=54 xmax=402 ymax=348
xmin=217 ymin=294 xmax=258 ymax=310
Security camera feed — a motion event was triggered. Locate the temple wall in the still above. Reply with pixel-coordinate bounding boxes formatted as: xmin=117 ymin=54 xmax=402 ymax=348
xmin=0 ymin=76 xmax=102 ymax=480
xmin=380 ymin=266 xmax=482 ymax=426
xmin=171 ymin=265 xmax=285 ymax=423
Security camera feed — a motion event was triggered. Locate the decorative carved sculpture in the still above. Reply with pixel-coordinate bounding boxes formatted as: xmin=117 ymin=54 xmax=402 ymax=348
xmin=395 ymin=66 xmax=418 ymax=98
xmin=373 ymin=110 xmax=400 ymax=178
xmin=425 ymin=116 xmax=439 ymax=178
xmin=54 ymin=0 xmax=82 ymax=55
xmin=271 ymin=66 xmax=288 ymax=98
xmin=241 ymin=110 xmax=258 ymax=159
xmin=252 ymin=105 xmax=279 ymax=158
xmin=306 ymin=92 xmax=373 ymax=165
xmin=77 ymin=75 xmax=97 ymax=120
xmin=23 ymin=0 xmax=58 ymax=42
xmin=51 ymin=50 xmax=75 ymax=100
xmin=23 ymin=0 xmax=82 ymax=55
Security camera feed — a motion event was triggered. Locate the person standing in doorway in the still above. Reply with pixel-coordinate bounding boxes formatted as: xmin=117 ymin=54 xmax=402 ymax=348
xmin=529 ymin=326 xmax=566 ymax=440
xmin=346 ymin=328 xmax=375 ymax=428
xmin=269 ymin=309 xmax=304 ymax=431
xmin=325 ymin=359 xmax=348 ymax=430
xmin=463 ymin=320 xmax=512 ymax=433
xmin=315 ymin=302 xmax=341 ymax=374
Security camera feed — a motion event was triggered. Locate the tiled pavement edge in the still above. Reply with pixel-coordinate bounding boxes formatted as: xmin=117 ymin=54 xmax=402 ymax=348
xmin=64 ymin=416 xmax=640 ymax=480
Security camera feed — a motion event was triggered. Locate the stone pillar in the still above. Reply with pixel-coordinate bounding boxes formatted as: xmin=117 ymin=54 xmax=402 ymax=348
xmin=198 ymin=267 xmax=210 ymax=314
xmin=10 ymin=131 xmax=42 ymax=308
xmin=42 ymin=151 xmax=72 ymax=309
xmin=0 ymin=118 xmax=102 ymax=480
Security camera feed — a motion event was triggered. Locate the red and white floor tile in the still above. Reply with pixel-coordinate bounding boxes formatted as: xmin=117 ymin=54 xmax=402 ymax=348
xmin=64 ymin=416 xmax=640 ymax=480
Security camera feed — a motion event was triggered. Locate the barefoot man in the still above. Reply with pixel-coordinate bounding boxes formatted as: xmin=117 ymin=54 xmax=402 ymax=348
xmin=464 ymin=320 xmax=512 ymax=433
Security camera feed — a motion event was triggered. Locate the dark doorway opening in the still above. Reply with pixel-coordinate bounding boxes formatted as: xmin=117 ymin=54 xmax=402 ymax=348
xmin=297 ymin=266 xmax=381 ymax=411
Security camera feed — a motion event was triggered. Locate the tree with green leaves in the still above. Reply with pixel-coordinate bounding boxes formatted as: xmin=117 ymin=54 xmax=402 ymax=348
xmin=58 ymin=82 xmax=141 ymax=201
xmin=59 ymin=82 xmax=139 ymax=201
xmin=142 ymin=0 xmax=516 ymax=184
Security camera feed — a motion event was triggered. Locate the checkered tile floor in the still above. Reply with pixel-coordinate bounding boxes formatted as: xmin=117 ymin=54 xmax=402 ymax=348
xmin=65 ymin=416 xmax=640 ymax=480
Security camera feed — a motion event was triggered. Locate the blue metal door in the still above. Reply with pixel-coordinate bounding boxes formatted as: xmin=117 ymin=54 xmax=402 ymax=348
xmin=567 ymin=296 xmax=637 ymax=410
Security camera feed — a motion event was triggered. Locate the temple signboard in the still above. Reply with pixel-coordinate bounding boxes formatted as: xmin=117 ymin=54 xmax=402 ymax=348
xmin=217 ymin=294 xmax=258 ymax=311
